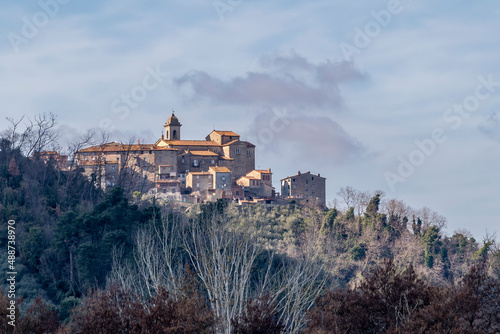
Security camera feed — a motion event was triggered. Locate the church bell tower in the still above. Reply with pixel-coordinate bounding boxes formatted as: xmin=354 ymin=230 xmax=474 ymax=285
xmin=164 ymin=112 xmax=182 ymax=140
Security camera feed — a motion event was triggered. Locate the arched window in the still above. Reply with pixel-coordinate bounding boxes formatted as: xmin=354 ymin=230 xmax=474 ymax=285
xmin=173 ymin=130 xmax=177 ymax=139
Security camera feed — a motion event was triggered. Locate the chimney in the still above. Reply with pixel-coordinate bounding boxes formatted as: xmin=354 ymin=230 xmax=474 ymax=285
xmin=298 ymin=171 xmax=301 ymax=175
xmin=268 ymin=168 xmax=271 ymax=173
xmin=138 ymin=139 xmax=140 ymax=144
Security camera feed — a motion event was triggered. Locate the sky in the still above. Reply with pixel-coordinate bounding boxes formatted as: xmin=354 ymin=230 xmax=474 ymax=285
xmin=1 ymin=0 xmax=499 ymax=240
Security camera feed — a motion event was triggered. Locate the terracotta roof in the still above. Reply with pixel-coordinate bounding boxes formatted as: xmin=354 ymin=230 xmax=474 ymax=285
xmin=281 ymin=171 xmax=325 ymax=181
xmin=239 ymin=176 xmax=260 ymax=180
xmin=209 ymin=166 xmax=231 ymax=173
xmin=37 ymin=151 xmax=58 ymax=155
xmin=189 ymin=151 xmax=220 ymax=157
xmin=213 ymin=130 xmax=240 ymax=137
xmin=241 ymin=141 xmax=256 ymax=148
xmin=165 ymin=140 xmax=220 ymax=147
xmin=188 ymin=172 xmax=213 ymax=176
xmin=155 ymin=180 xmax=181 ymax=184
xmin=255 ymin=169 xmax=272 ymax=174
xmin=222 ymin=139 xmax=240 ymax=146
xmin=77 ymin=142 xmax=176 ymax=153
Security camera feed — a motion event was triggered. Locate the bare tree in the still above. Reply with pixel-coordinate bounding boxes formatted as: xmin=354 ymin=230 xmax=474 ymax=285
xmin=415 ymin=207 xmax=447 ymax=230
xmin=182 ymin=212 xmax=262 ymax=334
xmin=355 ymin=190 xmax=370 ymax=218
xmin=382 ymin=198 xmax=410 ymax=219
xmin=271 ymin=255 xmax=327 ymax=333
xmin=108 ymin=215 xmax=184 ymax=300
xmin=67 ymin=129 xmax=96 ymax=170
xmin=337 ymin=186 xmax=357 ymax=209
xmin=1 ymin=113 xmax=60 ymax=156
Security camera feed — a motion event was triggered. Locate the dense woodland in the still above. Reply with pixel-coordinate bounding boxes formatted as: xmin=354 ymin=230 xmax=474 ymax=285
xmin=1 ymin=114 xmax=500 ymax=333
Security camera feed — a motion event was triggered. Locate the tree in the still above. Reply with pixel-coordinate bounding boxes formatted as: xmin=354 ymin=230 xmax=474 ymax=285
xmin=63 ymin=284 xmax=215 ymax=334
xmin=1 ymin=113 xmax=59 ymax=157
xmin=182 ymin=209 xmax=261 ymax=334
xmin=305 ymin=260 xmax=431 ymax=333
xmin=232 ymin=294 xmax=284 ymax=334
xmin=337 ymin=186 xmax=356 ymax=209
xmin=365 ymin=193 xmax=381 ymax=218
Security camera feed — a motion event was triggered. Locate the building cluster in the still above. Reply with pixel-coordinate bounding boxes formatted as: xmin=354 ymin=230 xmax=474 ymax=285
xmin=74 ymin=113 xmax=326 ymax=207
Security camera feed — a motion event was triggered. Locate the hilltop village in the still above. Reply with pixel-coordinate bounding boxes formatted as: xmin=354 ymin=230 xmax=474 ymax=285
xmin=75 ymin=113 xmax=326 ymax=207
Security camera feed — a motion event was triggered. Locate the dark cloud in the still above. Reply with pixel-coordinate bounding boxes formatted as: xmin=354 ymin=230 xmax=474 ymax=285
xmin=174 ymin=51 xmax=364 ymax=110
xmin=245 ymin=111 xmax=366 ymax=165
xmin=174 ymin=51 xmax=367 ymax=162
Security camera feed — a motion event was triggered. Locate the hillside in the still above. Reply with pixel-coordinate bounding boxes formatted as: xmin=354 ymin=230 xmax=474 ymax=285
xmin=1 ymin=125 xmax=500 ymax=333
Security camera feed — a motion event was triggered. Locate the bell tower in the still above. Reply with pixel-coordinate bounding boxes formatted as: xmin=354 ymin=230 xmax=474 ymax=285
xmin=164 ymin=112 xmax=182 ymax=140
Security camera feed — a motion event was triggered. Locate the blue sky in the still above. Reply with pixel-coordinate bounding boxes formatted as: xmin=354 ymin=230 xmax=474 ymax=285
xmin=1 ymin=0 xmax=499 ymax=240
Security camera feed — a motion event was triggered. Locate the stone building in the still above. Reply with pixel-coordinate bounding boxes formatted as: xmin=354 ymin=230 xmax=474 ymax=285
xmin=156 ymin=114 xmax=256 ymax=184
xmin=75 ymin=112 xmax=268 ymax=202
xmin=281 ymin=171 xmax=326 ymax=208
xmin=35 ymin=151 xmax=69 ymax=171
xmin=75 ymin=142 xmax=178 ymax=192
xmin=237 ymin=169 xmax=275 ymax=198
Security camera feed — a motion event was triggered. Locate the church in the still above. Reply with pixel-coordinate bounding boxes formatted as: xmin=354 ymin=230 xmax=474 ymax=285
xmin=75 ymin=113 xmax=275 ymax=202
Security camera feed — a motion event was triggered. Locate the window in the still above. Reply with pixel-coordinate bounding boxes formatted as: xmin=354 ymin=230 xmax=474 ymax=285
xmin=222 ymin=176 xmax=226 ymax=181
xmin=196 ymin=183 xmax=200 ymax=188
xmin=247 ymin=149 xmax=252 ymax=156
xmin=149 ymin=151 xmax=152 ymax=154
xmin=193 ymin=159 xmax=199 ymax=167
xmin=173 ymin=130 xmax=177 ymax=138
xmin=235 ymin=148 xmax=241 ymax=155
xmin=292 ymin=178 xmax=295 ymax=182
xmin=182 ymin=158 xmax=185 ymax=163
xmin=196 ymin=175 xmax=200 ymax=179
xmin=171 ymin=157 xmax=174 ymax=162
xmin=306 ymin=180 xmax=309 ymax=184
xmin=112 ymin=166 xmax=116 ymax=171
xmin=211 ymin=159 xmax=215 ymax=164
xmin=312 ymin=177 xmax=314 ymax=181
xmin=159 ymin=157 xmax=162 ymax=163
xmin=172 ymin=188 xmax=176 ymax=193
